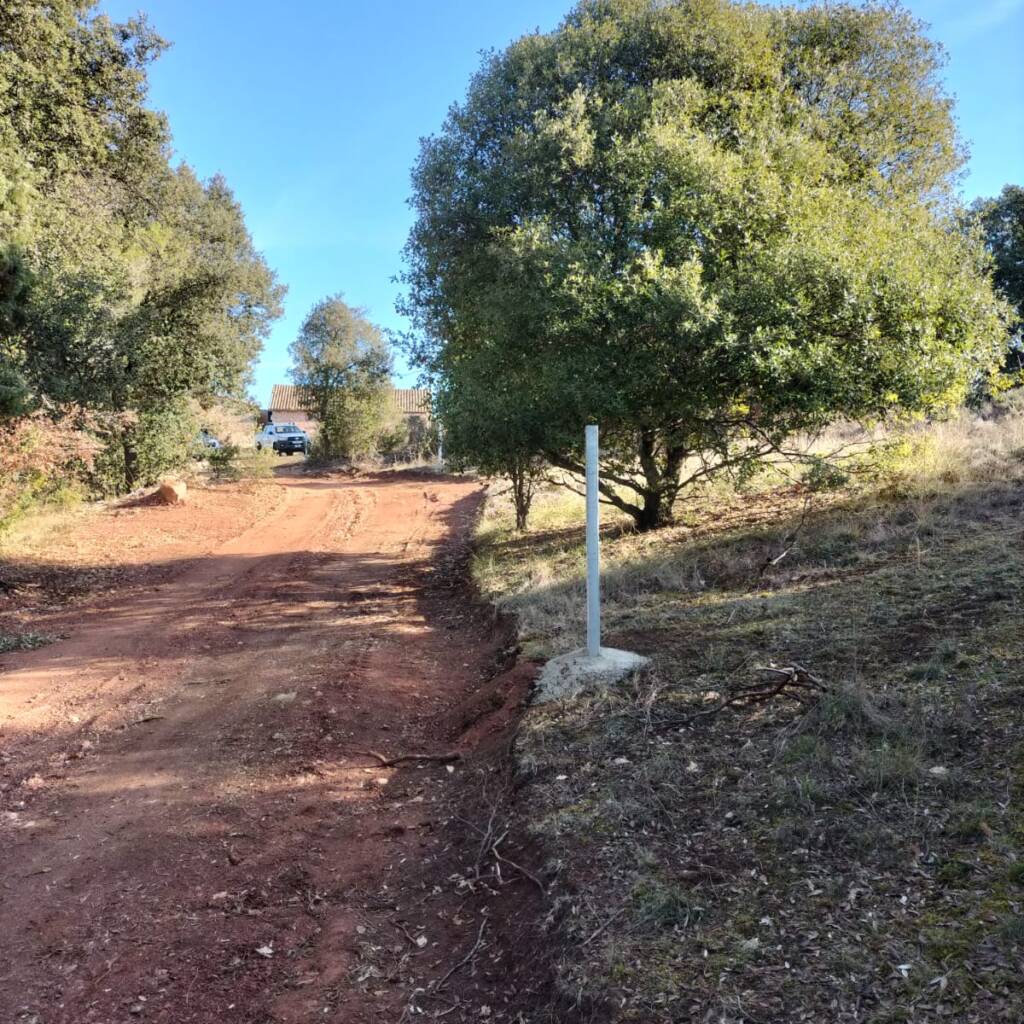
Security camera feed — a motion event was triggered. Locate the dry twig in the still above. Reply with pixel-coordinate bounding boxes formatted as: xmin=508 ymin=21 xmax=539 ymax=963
xmin=582 ymin=905 xmax=627 ymax=947
xmin=457 ymin=811 xmax=548 ymax=896
xmin=757 ymin=496 xmax=812 ymax=577
xmin=351 ymin=749 xmax=462 ymax=768
xmin=675 ymin=664 xmax=827 ymax=726
xmin=433 ymin=918 xmax=488 ymax=992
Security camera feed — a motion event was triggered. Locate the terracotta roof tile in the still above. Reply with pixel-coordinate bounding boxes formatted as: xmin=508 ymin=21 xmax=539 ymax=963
xmin=269 ymin=385 xmax=429 ymax=415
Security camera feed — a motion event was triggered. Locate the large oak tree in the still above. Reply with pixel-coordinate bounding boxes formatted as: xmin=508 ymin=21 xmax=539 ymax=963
xmin=402 ymin=0 xmax=1009 ymax=530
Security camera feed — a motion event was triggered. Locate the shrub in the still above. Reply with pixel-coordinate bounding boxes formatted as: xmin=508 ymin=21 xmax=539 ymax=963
xmin=90 ymin=403 xmax=197 ymax=495
xmin=207 ymin=445 xmax=274 ymax=482
xmin=0 ymin=413 xmax=95 ymax=533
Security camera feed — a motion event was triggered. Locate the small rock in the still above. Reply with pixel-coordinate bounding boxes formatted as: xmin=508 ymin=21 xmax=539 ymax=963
xmin=156 ymin=480 xmax=187 ymax=505
xmin=928 ymin=765 xmax=949 ymax=777
xmin=272 ymin=692 xmax=296 ymax=704
xmin=271 ymin=732 xmax=287 ymax=741
xmin=255 ymin=945 xmax=274 ymax=958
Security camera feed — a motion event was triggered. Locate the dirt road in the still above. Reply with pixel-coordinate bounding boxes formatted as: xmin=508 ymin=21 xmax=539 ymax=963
xmin=0 ymin=471 xmax=542 ymax=1023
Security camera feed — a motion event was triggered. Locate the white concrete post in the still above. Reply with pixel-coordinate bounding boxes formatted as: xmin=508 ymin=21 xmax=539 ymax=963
xmin=585 ymin=424 xmax=601 ymax=658
xmin=533 ymin=422 xmax=648 ymax=700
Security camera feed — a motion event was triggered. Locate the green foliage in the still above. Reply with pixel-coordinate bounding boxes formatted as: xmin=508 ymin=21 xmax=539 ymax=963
xmin=290 ymin=295 xmax=395 ymax=461
xmin=377 ymin=419 xmax=413 ymax=459
xmin=90 ymin=403 xmax=197 ymax=495
xmin=802 ymin=456 xmax=849 ymax=492
xmin=0 ymin=364 xmax=31 ymax=419
xmin=206 ymin=443 xmax=242 ymax=480
xmin=402 ymin=0 xmax=1010 ymax=531
xmin=310 ymin=388 xmax=397 ymax=463
xmin=973 ymin=186 xmax=1024 ymax=323
xmin=433 ymin=357 xmax=548 ymax=527
xmin=0 ymin=1 xmax=168 ymax=187
xmin=0 ymin=2 xmax=282 ymax=493
xmin=206 ymin=444 xmax=274 ymax=482
xmin=378 ymin=416 xmax=438 ymax=462
xmin=972 ymin=185 xmax=1024 ymax=374
xmin=19 ymin=168 xmax=283 ymax=447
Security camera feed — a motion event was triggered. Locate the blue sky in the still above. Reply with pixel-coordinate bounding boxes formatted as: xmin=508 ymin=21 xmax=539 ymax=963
xmin=100 ymin=0 xmax=1024 ymax=407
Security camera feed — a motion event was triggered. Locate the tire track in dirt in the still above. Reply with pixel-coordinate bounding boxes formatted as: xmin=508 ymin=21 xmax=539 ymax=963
xmin=0 ymin=476 xmax=351 ymax=772
xmin=0 ymin=470 xmax=546 ymax=1024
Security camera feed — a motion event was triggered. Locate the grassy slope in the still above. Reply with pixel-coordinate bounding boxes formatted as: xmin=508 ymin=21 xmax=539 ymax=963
xmin=476 ymin=412 xmax=1024 ymax=1023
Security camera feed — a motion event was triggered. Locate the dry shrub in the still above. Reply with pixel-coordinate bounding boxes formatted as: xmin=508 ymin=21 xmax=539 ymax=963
xmin=0 ymin=411 xmax=98 ymax=532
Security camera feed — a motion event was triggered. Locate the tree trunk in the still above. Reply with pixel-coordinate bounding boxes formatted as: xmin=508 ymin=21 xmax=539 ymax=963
xmin=634 ymin=489 xmax=666 ymax=531
xmin=509 ymin=460 xmax=534 ymax=532
xmin=544 ymin=434 xmax=685 ymax=532
xmin=631 ymin=434 xmax=684 ymax=532
xmin=123 ymin=437 xmax=140 ymax=493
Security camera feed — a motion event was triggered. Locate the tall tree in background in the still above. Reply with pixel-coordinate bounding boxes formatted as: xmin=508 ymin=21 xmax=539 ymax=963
xmin=433 ymin=351 xmax=548 ymax=530
xmin=290 ymin=297 xmax=394 ymax=461
xmin=0 ymin=0 xmax=168 ymax=424
xmin=402 ymin=0 xmax=1009 ymax=530
xmin=0 ymin=246 xmax=31 ymax=418
xmin=0 ymin=1 xmax=282 ymax=492
xmin=972 ymin=185 xmax=1024 ymax=367
xmin=21 ymin=165 xmax=283 ymax=488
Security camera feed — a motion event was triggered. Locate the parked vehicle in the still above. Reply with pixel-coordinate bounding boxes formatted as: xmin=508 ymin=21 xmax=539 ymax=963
xmin=255 ymin=423 xmax=310 ymax=455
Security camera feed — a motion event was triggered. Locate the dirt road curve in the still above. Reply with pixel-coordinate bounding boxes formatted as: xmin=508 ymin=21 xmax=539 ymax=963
xmin=0 ymin=471 xmax=542 ymax=1024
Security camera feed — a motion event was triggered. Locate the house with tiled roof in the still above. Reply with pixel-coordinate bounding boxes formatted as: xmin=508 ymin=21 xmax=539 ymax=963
xmin=265 ymin=385 xmax=431 ymax=435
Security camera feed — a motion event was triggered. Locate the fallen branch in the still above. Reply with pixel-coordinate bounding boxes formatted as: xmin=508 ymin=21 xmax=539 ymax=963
xmin=351 ymin=749 xmax=462 ymax=768
xmin=675 ymin=664 xmax=827 ymax=726
xmin=676 ymin=863 xmax=730 ymax=884
xmin=457 ymin=811 xmax=547 ymax=897
xmin=757 ymin=496 xmax=812 ymax=578
xmin=492 ymin=836 xmax=547 ymax=895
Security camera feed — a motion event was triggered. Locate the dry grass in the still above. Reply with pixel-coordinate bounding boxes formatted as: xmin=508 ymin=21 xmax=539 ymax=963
xmin=478 ymin=404 xmax=1024 ymax=1023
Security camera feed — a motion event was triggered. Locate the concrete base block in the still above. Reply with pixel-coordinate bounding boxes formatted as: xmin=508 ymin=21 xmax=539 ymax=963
xmin=533 ymin=647 xmax=650 ymax=704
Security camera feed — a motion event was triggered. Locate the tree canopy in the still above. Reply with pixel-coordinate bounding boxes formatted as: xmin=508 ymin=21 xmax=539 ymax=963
xmin=0 ymin=1 xmax=282 ymax=492
xmin=973 ymin=185 xmax=1024 ymax=338
xmin=289 ymin=296 xmax=395 ymax=460
xmin=402 ymin=0 xmax=1009 ymax=529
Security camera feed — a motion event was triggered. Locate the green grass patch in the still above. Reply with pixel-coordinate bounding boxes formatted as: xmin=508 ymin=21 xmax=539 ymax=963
xmin=0 ymin=632 xmax=59 ymax=654
xmin=482 ymin=410 xmax=1024 ymax=1022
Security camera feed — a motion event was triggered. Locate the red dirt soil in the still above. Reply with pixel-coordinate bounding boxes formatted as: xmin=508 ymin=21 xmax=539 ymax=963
xmin=0 ymin=470 xmax=549 ymax=1024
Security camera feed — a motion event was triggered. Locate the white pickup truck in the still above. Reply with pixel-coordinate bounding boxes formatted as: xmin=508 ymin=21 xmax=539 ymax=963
xmin=255 ymin=423 xmax=310 ymax=455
